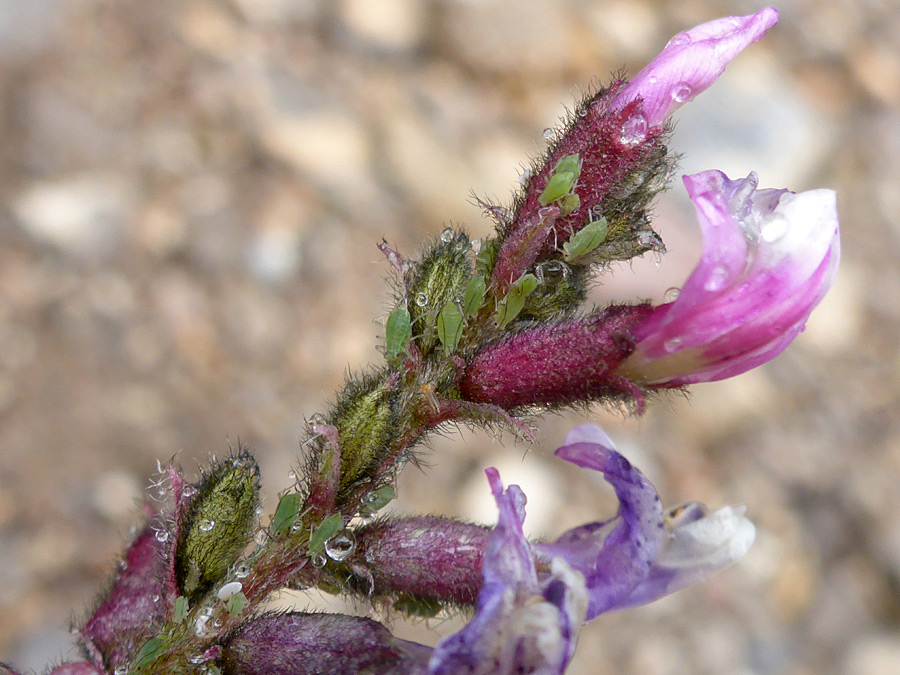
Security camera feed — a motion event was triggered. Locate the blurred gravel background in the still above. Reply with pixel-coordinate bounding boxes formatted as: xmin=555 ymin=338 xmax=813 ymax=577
xmin=0 ymin=0 xmax=898 ymax=673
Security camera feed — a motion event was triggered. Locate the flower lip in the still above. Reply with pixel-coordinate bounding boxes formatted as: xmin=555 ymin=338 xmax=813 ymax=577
xmin=533 ymin=425 xmax=756 ymax=619
xmin=611 ymin=7 xmax=780 ymax=127
xmin=619 ymin=169 xmax=840 ymax=386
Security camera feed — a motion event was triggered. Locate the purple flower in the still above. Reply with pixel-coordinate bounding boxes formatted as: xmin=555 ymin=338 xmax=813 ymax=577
xmin=619 ymin=170 xmax=840 ymax=385
xmin=533 ymin=425 xmax=756 ymax=620
xmin=611 ymin=8 xmax=780 ymax=128
xmin=429 ymin=468 xmax=588 ymax=675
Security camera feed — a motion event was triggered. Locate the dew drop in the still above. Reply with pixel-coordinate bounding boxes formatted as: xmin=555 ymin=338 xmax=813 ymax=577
xmin=182 ymin=485 xmax=198 ymax=498
xmin=217 ymin=581 xmax=243 ymax=601
xmin=667 ymin=32 xmax=691 ymax=47
xmin=542 ymin=127 xmax=554 ymax=140
xmin=198 ymin=519 xmax=215 ymax=532
xmin=311 ymin=553 xmax=327 ymax=568
xmin=234 ymin=564 xmax=250 ymax=579
xmin=535 ymin=261 xmax=571 ymax=284
xmin=287 ymin=470 xmax=297 ymax=481
xmin=577 ymin=108 xmax=588 ymax=118
xmin=671 ymin=83 xmax=693 ymax=103
xmin=760 ymin=214 xmax=789 ymax=242
xmin=664 ymin=337 xmax=684 ymax=352
xmin=325 ymin=530 xmax=356 ymax=562
xmin=151 ymin=594 xmax=160 ymax=603
xmin=190 ymin=654 xmax=206 ymax=665
xmin=440 ymin=227 xmax=455 ymax=243
xmin=213 ymin=618 xmax=223 ymax=629
xmin=517 ymin=167 xmax=532 ymax=187
xmin=155 ymin=530 xmax=169 ymax=543
xmin=415 ymin=292 xmax=428 ymax=307
xmin=114 ymin=667 xmax=128 ymax=675
xmin=194 ymin=615 xmax=211 ymax=638
xmin=620 ymin=113 xmax=648 ymax=146
xmin=648 ymin=75 xmax=658 ymax=85
xmin=664 ymin=287 xmax=681 ymax=302
xmin=704 ymin=264 xmax=729 ymax=291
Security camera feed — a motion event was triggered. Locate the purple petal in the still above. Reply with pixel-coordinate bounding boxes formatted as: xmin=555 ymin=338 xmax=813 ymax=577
xmin=621 ymin=170 xmax=840 ymax=385
xmin=618 ymin=504 xmax=756 ymax=608
xmin=536 ymin=428 xmax=666 ymax=620
xmin=611 ymin=8 xmax=779 ymax=127
xmin=429 ymin=471 xmax=586 ymax=675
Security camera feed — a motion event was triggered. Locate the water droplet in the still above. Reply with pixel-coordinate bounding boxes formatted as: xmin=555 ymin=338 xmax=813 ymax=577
xmin=415 ymin=292 xmax=428 ymax=307
xmin=517 ymin=167 xmax=532 ymax=187
xmin=213 ymin=618 xmax=223 ymax=629
xmin=704 ymin=264 xmax=729 ymax=291
xmin=620 ymin=112 xmax=648 ymax=146
xmin=453 ymin=235 xmax=470 ymax=252
xmin=325 ymin=530 xmax=356 ymax=562
xmin=664 ymin=287 xmax=681 ymax=302
xmin=155 ymin=530 xmax=169 ymax=543
xmin=287 ymin=470 xmax=297 ymax=481
xmin=534 ymin=261 xmax=571 ymax=284
xmin=217 ymin=581 xmax=243 ymax=601
xmin=234 ymin=564 xmax=250 ymax=579
xmin=667 ymin=32 xmax=691 ymax=47
xmin=577 ymin=108 xmax=588 ymax=118
xmin=309 ymin=412 xmax=327 ymax=427
xmin=114 ymin=667 xmax=128 ymax=675
xmin=190 ymin=654 xmax=206 ymax=665
xmin=182 ymin=485 xmax=198 ymax=498
xmin=291 ymin=520 xmax=303 ymax=532
xmin=542 ymin=127 xmax=554 ymax=140
xmin=648 ymin=75 xmax=658 ymax=85
xmin=199 ymin=519 xmax=215 ymax=532
xmin=311 ymin=553 xmax=327 ymax=568
xmin=440 ymin=227 xmax=455 ymax=243
xmin=664 ymin=337 xmax=684 ymax=352
xmin=760 ymin=214 xmax=789 ymax=242
xmin=355 ymin=513 xmax=375 ymax=526
xmin=671 ymin=83 xmax=693 ymax=103
xmin=151 ymin=594 xmax=160 ymax=603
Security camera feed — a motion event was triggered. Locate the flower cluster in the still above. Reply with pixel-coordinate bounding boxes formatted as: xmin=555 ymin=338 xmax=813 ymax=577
xmin=2 ymin=6 xmax=839 ymax=675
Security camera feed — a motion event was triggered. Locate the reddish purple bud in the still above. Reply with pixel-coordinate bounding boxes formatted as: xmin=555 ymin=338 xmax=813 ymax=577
xmin=221 ymin=613 xmax=432 ymax=675
xmin=352 ymin=516 xmax=490 ymax=605
xmin=611 ymin=8 xmax=780 ymax=128
xmin=459 ymin=304 xmax=653 ymax=411
xmin=79 ymin=521 xmax=170 ymax=672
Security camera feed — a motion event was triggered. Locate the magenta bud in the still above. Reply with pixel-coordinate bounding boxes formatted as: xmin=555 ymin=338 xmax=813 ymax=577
xmin=460 ymin=304 xmax=653 ymax=411
xmin=221 ymin=613 xmax=432 ymax=675
xmin=79 ymin=521 xmax=170 ymax=672
xmin=352 ymin=516 xmax=490 ymax=606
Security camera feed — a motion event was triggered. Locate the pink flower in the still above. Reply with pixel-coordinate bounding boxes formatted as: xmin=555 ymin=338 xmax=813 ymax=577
xmin=619 ymin=170 xmax=840 ymax=385
xmin=611 ymin=8 xmax=780 ymax=127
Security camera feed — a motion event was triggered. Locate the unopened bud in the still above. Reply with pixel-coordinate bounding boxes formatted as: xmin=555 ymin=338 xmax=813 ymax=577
xmin=175 ymin=452 xmax=260 ymax=602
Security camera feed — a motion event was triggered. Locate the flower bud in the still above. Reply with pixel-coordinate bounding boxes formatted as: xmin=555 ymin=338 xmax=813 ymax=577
xmin=351 ymin=516 xmax=490 ymax=606
xmin=175 ymin=452 xmax=260 ymax=602
xmin=221 ymin=613 xmax=432 ymax=675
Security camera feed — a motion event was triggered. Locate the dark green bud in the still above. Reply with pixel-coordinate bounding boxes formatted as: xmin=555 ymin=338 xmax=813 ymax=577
xmin=331 ymin=370 xmax=398 ymax=492
xmin=175 ymin=453 xmax=260 ymax=603
xmin=406 ymin=231 xmax=473 ymax=355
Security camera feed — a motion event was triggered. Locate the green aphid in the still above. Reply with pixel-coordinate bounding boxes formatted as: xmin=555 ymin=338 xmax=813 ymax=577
xmin=173 ymin=595 xmax=189 ymax=624
xmin=393 ymin=594 xmax=442 ymax=618
xmin=308 ymin=513 xmax=344 ymax=557
xmin=563 ymin=217 xmax=609 ymax=261
xmin=360 ymin=485 xmax=396 ymax=515
xmin=384 ymin=306 xmax=412 ymax=361
xmin=175 ymin=453 xmax=260 ymax=603
xmin=437 ymin=302 xmax=464 ymax=354
xmin=226 ymin=591 xmax=247 ymax=616
xmin=475 ymin=238 xmax=500 ymax=276
xmin=495 ymin=273 xmax=539 ymax=328
xmin=539 ymin=154 xmax=582 ymax=206
xmin=462 ymin=275 xmax=487 ymax=318
xmin=132 ymin=636 xmax=168 ymax=669
xmin=272 ymin=492 xmax=303 ymax=536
